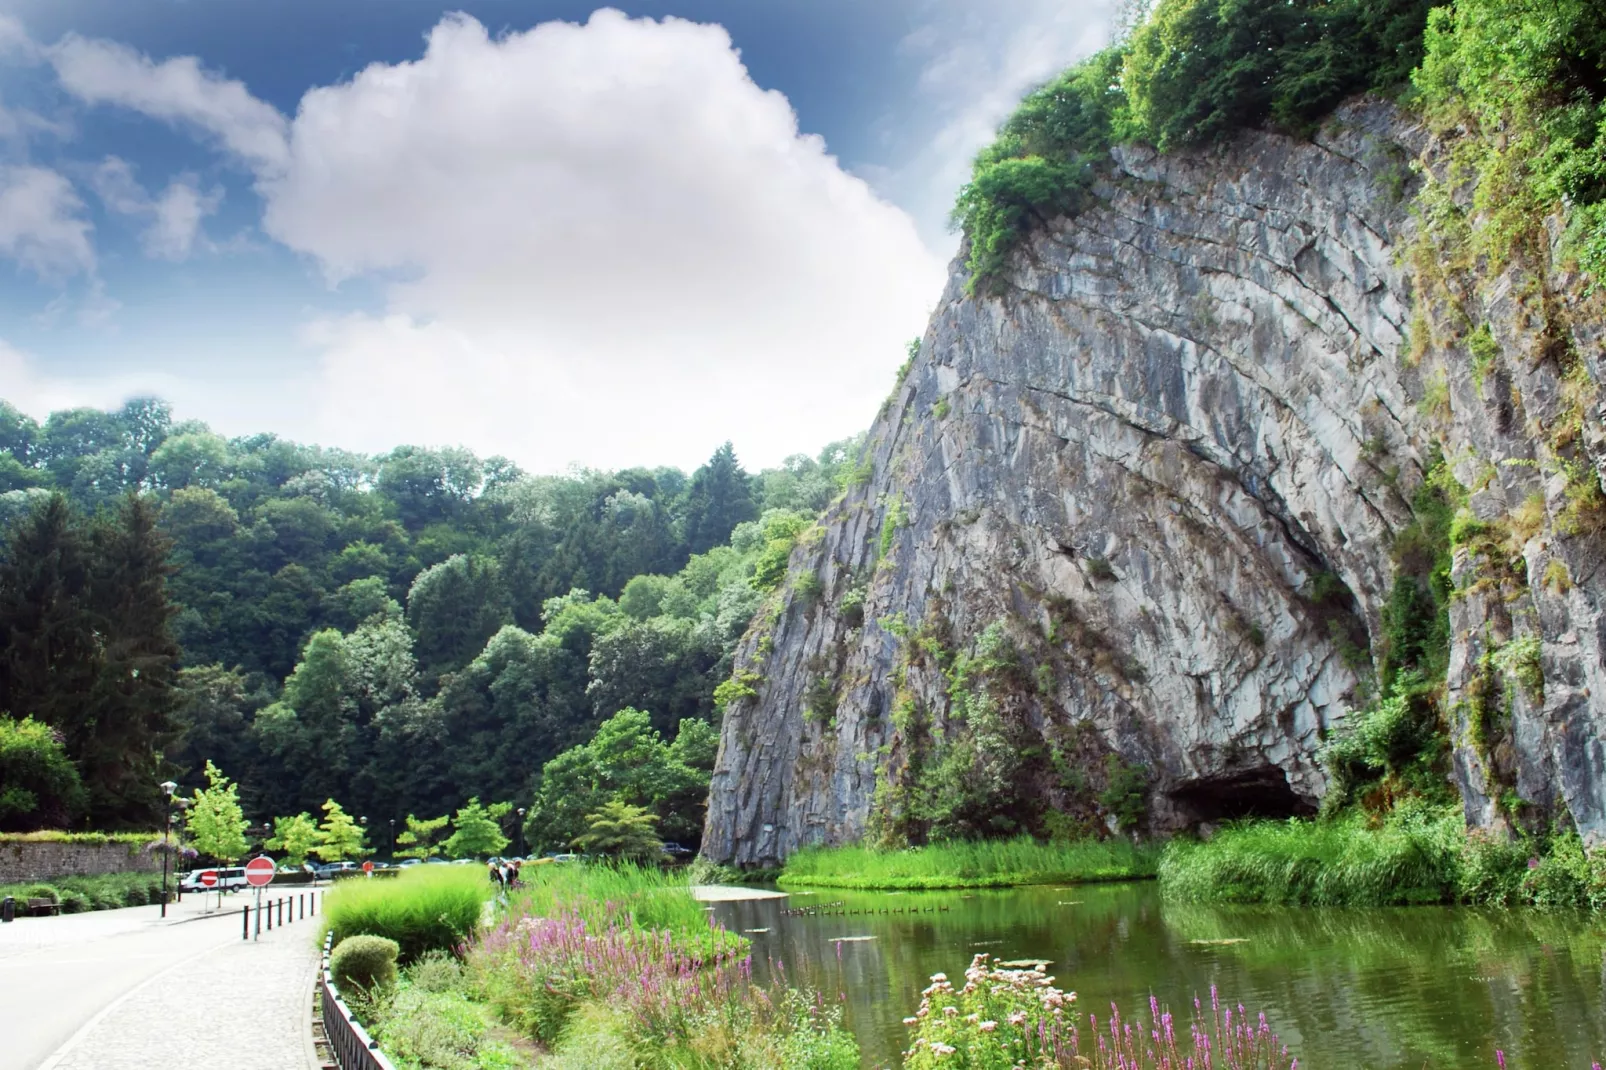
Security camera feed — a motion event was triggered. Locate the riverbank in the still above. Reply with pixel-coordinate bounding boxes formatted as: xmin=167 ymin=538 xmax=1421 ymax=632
xmin=776 ymin=836 xmax=1158 ymax=890
xmin=1159 ymin=805 xmax=1606 ymax=909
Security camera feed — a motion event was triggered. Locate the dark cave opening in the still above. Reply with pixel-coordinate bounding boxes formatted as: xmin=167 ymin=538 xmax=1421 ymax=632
xmin=1168 ymin=766 xmax=1317 ymax=823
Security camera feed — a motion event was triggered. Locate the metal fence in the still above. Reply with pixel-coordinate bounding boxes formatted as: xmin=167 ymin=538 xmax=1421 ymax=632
xmin=242 ymin=889 xmax=320 ymax=939
xmin=320 ymin=933 xmax=398 ymax=1070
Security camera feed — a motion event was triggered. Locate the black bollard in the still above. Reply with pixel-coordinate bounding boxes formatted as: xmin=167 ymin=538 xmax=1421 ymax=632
xmin=1 ymin=896 xmax=13 ymax=923
xmin=266 ymin=898 xmax=272 ymax=931
xmin=242 ymin=904 xmax=249 ymax=940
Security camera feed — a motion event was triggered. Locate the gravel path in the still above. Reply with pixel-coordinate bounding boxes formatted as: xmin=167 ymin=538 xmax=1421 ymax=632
xmin=2 ymin=893 xmax=322 ymax=1070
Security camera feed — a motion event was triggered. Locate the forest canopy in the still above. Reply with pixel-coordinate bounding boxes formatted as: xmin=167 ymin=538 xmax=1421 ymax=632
xmin=0 ymin=395 xmax=859 ymax=838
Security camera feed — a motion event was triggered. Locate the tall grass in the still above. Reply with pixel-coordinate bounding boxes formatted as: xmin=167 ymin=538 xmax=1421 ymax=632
xmin=515 ymin=862 xmax=716 ymax=941
xmin=1159 ymin=808 xmax=1465 ymax=906
xmin=324 ymin=865 xmax=488 ymax=962
xmin=778 ymin=836 xmax=1159 ymax=890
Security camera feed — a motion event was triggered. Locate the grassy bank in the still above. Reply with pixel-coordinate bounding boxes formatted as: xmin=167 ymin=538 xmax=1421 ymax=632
xmin=1160 ymin=806 xmax=1606 ymax=909
xmin=330 ymin=862 xmax=860 ymax=1069
xmin=778 ymin=836 xmax=1159 ymax=890
xmin=1 ymin=871 xmax=169 ymax=913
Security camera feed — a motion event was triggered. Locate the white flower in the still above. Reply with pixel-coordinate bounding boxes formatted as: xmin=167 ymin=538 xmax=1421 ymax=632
xmin=943 ymin=1006 xmax=960 ymax=1017
xmin=932 ymin=1042 xmax=956 ymax=1056
xmin=1007 ymin=1011 xmax=1028 ymax=1026
xmin=903 ymin=1017 xmax=920 ymax=1026
xmin=979 ymin=1020 xmax=998 ymax=1033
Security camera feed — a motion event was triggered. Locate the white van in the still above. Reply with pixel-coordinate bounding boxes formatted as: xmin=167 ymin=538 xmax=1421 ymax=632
xmin=177 ymin=867 xmax=249 ymax=893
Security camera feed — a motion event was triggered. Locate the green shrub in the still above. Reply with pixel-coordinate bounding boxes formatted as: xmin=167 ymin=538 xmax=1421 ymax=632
xmin=324 ymin=866 xmax=486 ymax=964
xmin=0 ymin=716 xmax=88 ymax=832
xmin=331 ymin=934 xmax=400 ymax=994
xmin=371 ymin=983 xmax=519 ymax=1070
xmin=21 ymin=883 xmax=61 ymax=903
xmin=59 ymin=892 xmax=91 ymax=913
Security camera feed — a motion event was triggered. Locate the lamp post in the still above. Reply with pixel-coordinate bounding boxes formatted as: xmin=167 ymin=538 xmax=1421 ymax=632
xmin=389 ymin=818 xmax=395 ymax=859
xmin=516 ymin=808 xmax=526 ymax=858
xmin=159 ymin=780 xmax=177 ymax=918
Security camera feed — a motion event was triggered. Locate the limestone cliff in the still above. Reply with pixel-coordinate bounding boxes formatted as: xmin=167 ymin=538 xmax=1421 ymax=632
xmin=703 ymin=99 xmax=1606 ymax=866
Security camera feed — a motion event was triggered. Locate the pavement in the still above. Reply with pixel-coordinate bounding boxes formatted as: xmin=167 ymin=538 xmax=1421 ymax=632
xmin=0 ymin=891 xmax=323 ymax=1070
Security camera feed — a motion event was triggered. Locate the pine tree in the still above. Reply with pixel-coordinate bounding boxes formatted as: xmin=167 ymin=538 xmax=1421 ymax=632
xmin=187 ymin=760 xmax=248 ymax=862
xmin=394 ymin=813 xmax=450 ymax=859
xmin=265 ymin=812 xmax=320 ymax=866
xmin=314 ymin=798 xmax=370 ymax=861
xmin=0 ymin=495 xmax=98 ymax=741
xmin=82 ymin=494 xmax=181 ymax=826
xmin=681 ymin=443 xmax=755 ymax=554
xmin=441 ymin=798 xmax=510 ymax=859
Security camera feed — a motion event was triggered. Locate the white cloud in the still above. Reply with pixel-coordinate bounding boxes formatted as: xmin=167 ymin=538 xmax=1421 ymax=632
xmin=0 ymin=339 xmax=137 ymax=415
xmin=91 ymin=156 xmax=221 ymax=260
xmin=50 ymin=34 xmax=289 ymax=174
xmin=0 ymin=165 xmax=94 ymax=280
xmin=885 ymin=0 xmax=1115 ymax=249
xmin=52 ymin=10 xmax=945 ymax=470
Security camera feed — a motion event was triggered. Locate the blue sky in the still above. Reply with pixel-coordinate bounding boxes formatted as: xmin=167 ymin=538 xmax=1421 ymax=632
xmin=0 ymin=0 xmax=1112 ymax=471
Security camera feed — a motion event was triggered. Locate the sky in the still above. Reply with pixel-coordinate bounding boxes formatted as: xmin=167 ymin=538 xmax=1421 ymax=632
xmin=0 ymin=0 xmax=1113 ymax=473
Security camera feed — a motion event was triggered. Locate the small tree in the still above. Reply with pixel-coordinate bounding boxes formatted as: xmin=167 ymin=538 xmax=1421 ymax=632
xmin=187 ymin=760 xmax=248 ymax=862
xmin=573 ymin=801 xmax=663 ymax=863
xmin=394 ymin=813 xmax=450 ymax=860
xmin=441 ymin=798 xmax=511 ymax=860
xmin=313 ymin=798 xmax=370 ymax=862
xmin=265 ymin=812 xmax=320 ymax=866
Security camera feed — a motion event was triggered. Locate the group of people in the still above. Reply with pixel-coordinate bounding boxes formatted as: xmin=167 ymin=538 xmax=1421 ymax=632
xmin=488 ymin=858 xmax=522 ymax=889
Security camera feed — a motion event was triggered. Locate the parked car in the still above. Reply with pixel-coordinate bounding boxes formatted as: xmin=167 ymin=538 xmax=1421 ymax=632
xmin=178 ymin=867 xmax=249 ymax=893
xmin=546 ymin=853 xmax=579 ymax=864
xmin=661 ymin=842 xmax=694 ymax=859
xmin=314 ymin=861 xmax=362 ymax=879
xmin=396 ymin=858 xmax=422 ymax=868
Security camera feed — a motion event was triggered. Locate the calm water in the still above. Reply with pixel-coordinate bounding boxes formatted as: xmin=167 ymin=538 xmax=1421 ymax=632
xmin=708 ymin=882 xmax=1606 ymax=1070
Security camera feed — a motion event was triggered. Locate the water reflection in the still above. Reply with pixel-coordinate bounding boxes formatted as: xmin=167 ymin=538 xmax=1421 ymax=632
xmin=708 ymin=883 xmax=1606 ymax=1070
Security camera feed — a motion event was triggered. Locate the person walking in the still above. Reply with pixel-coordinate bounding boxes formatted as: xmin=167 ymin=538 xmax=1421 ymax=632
xmin=487 ymin=859 xmax=503 ymax=889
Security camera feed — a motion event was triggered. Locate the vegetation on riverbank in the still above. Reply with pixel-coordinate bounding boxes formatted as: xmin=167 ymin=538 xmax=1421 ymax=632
xmin=328 ymin=862 xmax=859 ymax=1069
xmin=778 ymin=836 xmax=1158 ymax=890
xmin=1160 ymin=805 xmax=1606 ymax=909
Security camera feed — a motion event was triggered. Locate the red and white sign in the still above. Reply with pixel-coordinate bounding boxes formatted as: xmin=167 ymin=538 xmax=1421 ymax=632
xmin=199 ymin=870 xmax=218 ymax=888
xmin=361 ymin=861 xmax=374 ymax=874
xmin=245 ymin=857 xmax=276 ymax=888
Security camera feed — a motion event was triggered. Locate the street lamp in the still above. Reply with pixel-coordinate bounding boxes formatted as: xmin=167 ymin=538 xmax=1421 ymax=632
xmin=516 ymin=808 xmax=526 ymax=858
xmin=388 ymin=818 xmax=395 ymax=859
xmin=159 ymin=780 xmax=177 ymax=918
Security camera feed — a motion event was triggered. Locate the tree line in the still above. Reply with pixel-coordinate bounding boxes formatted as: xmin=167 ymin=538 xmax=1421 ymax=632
xmin=0 ymin=396 xmax=861 ymax=848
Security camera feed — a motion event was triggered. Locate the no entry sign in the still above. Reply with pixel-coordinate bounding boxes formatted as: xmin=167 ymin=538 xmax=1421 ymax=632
xmin=245 ymin=857 xmax=275 ymax=888
xmin=199 ymin=870 xmax=218 ymax=888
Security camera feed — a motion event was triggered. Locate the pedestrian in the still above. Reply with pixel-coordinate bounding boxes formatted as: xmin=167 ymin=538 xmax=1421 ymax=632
xmin=501 ymin=860 xmax=515 ymax=887
xmin=487 ymin=859 xmax=503 ymax=888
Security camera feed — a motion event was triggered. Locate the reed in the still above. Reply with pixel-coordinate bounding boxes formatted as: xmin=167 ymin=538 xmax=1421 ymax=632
xmin=323 ymin=864 xmax=488 ymax=962
xmin=779 ymin=836 xmax=1159 ymax=890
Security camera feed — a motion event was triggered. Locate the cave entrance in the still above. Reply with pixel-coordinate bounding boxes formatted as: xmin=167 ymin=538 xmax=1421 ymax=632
xmin=1168 ymin=766 xmax=1315 ymax=823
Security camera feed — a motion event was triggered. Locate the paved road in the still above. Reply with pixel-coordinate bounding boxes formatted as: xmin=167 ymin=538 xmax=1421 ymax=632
xmin=0 ymin=893 xmax=321 ymax=1070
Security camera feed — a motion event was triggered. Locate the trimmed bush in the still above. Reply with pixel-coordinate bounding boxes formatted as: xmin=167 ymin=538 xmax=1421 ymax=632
xmin=21 ymin=883 xmax=61 ymax=903
xmin=59 ymin=892 xmax=91 ymax=913
xmin=331 ymin=934 xmax=400 ymax=994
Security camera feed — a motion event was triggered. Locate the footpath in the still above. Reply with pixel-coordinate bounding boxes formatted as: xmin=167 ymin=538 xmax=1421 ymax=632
xmin=0 ymin=894 xmax=321 ymax=1070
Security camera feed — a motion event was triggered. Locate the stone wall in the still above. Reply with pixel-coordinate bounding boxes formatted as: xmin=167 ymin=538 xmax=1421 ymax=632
xmin=0 ymin=839 xmax=163 ymax=884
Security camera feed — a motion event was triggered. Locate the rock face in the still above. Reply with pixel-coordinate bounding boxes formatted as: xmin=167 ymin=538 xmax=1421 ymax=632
xmin=703 ymin=99 xmax=1606 ymax=866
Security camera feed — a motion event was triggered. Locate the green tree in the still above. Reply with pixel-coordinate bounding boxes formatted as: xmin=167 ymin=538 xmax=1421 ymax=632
xmin=572 ymin=801 xmax=663 ymax=863
xmin=681 ymin=443 xmax=756 ymax=555
xmin=187 ymin=760 xmax=249 ymax=863
xmin=0 ymin=716 xmax=87 ymax=831
xmin=313 ymin=798 xmax=370 ymax=862
xmin=406 ymin=554 xmax=512 ymax=679
xmin=265 ymin=812 xmax=320 ymax=866
xmin=441 ymin=797 xmax=511 ymax=860
xmin=393 ymin=813 xmax=450 ymax=860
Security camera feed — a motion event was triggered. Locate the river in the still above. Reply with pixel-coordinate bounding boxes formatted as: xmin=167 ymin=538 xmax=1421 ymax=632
xmin=707 ymin=881 xmax=1606 ymax=1069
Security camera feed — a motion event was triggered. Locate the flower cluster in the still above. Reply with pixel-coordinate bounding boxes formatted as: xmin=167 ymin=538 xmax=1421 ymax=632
xmin=904 ymin=955 xmax=1300 ymax=1070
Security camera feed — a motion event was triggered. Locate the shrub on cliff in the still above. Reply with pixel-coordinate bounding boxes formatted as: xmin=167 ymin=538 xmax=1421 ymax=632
xmin=955 ymin=0 xmax=1439 ymax=290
